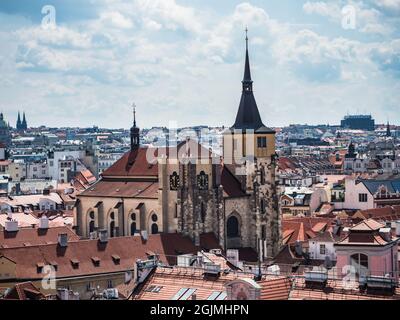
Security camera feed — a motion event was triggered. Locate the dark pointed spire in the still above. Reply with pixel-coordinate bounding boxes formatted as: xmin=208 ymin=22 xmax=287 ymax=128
xmin=16 ymin=111 xmax=21 ymax=130
xmin=243 ymin=26 xmax=252 ymax=83
xmin=22 ymin=111 xmax=27 ymax=130
xmin=386 ymin=121 xmax=391 ymax=137
xmin=231 ymin=29 xmax=274 ymax=134
xmin=130 ymin=103 xmax=140 ymax=151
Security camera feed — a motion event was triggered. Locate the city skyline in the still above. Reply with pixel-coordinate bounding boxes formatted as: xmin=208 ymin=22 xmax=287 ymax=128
xmin=0 ymin=1 xmax=399 ymax=129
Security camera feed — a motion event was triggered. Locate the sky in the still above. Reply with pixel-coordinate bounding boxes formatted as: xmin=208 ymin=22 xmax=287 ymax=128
xmin=0 ymin=0 xmax=399 ymax=129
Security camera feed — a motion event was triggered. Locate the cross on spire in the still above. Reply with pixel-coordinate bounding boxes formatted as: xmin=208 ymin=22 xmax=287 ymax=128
xmin=245 ymin=26 xmax=248 ymax=51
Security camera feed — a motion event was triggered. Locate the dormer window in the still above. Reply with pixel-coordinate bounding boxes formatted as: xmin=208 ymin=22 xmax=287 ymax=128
xmin=91 ymin=257 xmax=100 ymax=267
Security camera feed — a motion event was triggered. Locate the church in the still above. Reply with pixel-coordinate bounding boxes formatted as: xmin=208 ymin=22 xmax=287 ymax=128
xmin=75 ymin=33 xmax=281 ymax=259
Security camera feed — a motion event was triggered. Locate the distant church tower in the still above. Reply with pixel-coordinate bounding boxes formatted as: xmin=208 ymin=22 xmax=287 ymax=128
xmin=16 ymin=111 xmax=21 ymax=130
xmin=386 ymin=122 xmax=391 ymax=138
xmin=223 ymin=29 xmax=281 ymax=258
xmin=16 ymin=111 xmax=28 ymax=131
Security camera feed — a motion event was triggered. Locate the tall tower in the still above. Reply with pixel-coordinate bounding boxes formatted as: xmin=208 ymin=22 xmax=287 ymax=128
xmin=16 ymin=111 xmax=21 ymax=130
xmin=223 ymin=29 xmax=281 ymax=258
xmin=386 ymin=121 xmax=391 ymax=138
xmin=22 ymin=112 xmax=27 ymax=130
xmin=130 ymin=104 xmax=140 ymax=150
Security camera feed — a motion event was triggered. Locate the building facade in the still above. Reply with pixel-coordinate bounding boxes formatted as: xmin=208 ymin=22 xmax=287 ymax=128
xmin=75 ymin=35 xmax=281 ymax=258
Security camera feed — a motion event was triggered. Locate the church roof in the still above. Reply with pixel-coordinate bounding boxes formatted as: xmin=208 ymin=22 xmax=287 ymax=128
xmin=102 ymin=140 xmax=215 ymax=178
xmin=220 ymin=165 xmax=247 ymax=198
xmin=79 ymin=180 xmax=159 ymax=198
xmin=101 ymin=147 xmax=158 ymax=177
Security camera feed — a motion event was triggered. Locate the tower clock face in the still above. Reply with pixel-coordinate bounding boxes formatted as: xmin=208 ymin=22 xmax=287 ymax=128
xmin=169 ymin=172 xmax=180 ymax=190
xmin=197 ymin=171 xmax=209 ymax=190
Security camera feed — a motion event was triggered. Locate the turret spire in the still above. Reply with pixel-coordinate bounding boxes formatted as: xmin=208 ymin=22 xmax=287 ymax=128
xmin=231 ymin=29 xmax=274 ymax=134
xmin=130 ymin=102 xmax=140 ymax=151
xmin=243 ymin=26 xmax=252 ymax=84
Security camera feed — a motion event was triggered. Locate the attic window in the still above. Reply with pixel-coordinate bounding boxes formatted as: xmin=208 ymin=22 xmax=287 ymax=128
xmin=70 ymin=259 xmax=80 ymax=268
xmin=112 ymin=254 xmax=121 ymax=264
xmin=91 ymin=257 xmax=101 ymax=266
xmin=36 ymin=262 xmax=45 ymax=273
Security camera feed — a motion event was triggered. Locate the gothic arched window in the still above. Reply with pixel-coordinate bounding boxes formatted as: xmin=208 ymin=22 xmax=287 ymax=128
xmin=110 ymin=220 xmax=115 ymax=238
xmin=200 ymin=202 xmax=206 ymax=223
xmin=260 ymin=199 xmax=266 ymax=214
xmin=89 ymin=220 xmax=95 ymax=234
xmin=170 ymin=172 xmax=180 ymax=190
xmin=130 ymin=222 xmax=136 ymax=235
xmin=109 ymin=212 xmax=115 ymax=238
xmin=227 ymin=216 xmax=239 ymax=238
xmin=197 ymin=171 xmax=209 ymax=190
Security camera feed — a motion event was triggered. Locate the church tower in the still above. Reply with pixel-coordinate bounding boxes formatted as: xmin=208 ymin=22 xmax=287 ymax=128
xmin=223 ymin=29 xmax=281 ymax=258
xmin=16 ymin=111 xmax=21 ymax=130
xmin=22 ymin=112 xmax=27 ymax=130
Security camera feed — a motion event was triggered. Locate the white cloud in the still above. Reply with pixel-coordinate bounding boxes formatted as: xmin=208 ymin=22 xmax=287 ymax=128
xmin=99 ymin=11 xmax=133 ymax=29
xmin=0 ymin=0 xmax=399 ymax=128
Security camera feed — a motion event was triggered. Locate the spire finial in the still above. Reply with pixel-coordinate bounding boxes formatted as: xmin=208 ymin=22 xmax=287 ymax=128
xmin=245 ymin=26 xmax=248 ymax=51
xmin=132 ymin=102 xmax=136 ymax=127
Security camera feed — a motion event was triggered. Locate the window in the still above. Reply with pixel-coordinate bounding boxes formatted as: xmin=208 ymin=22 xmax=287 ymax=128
xmin=197 ymin=171 xmax=209 ymax=190
xmin=130 ymin=222 xmax=136 ymax=235
xmin=261 ymin=225 xmax=266 ymax=240
xmin=358 ymin=193 xmax=368 ymax=202
xmin=107 ymin=280 xmax=113 ymax=288
xmin=350 ymin=253 xmax=369 ymax=276
xmin=151 ymin=214 xmax=158 ymax=222
xmin=169 ymin=172 xmax=180 ymax=190
xmin=260 ymin=199 xmax=266 ymax=214
xmin=319 ymin=244 xmax=326 ymax=255
xmin=200 ymin=202 xmax=206 ymax=223
xmin=257 ymin=137 xmax=267 ymax=148
xmin=227 ymin=216 xmax=239 ymax=238
xmin=87 ymin=282 xmax=94 ymax=291
xmin=151 ymin=223 xmax=159 ymax=234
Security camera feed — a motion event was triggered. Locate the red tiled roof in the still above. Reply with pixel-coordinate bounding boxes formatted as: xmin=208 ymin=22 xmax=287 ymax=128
xmin=102 ymin=141 xmax=215 ymax=178
xmin=0 ymin=233 xmax=220 ymax=280
xmin=102 ymin=147 xmax=158 ymax=177
xmin=259 ymin=276 xmax=291 ymax=300
xmin=282 ymin=217 xmax=335 ymax=245
xmin=3 ymin=282 xmax=45 ymax=300
xmin=0 ymin=226 xmax=79 ymax=248
xmin=290 ymin=278 xmax=400 ymax=300
xmin=351 ymin=218 xmax=385 ymax=231
xmin=79 ymin=180 xmax=159 ymax=198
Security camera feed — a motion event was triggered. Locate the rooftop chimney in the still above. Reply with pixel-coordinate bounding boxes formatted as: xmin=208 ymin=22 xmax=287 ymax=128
xmin=5 ymin=220 xmax=18 ymax=232
xmin=379 ymin=228 xmax=391 ymax=242
xmin=58 ymin=233 xmax=68 ymax=247
xmin=39 ymin=215 xmax=49 ymax=230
